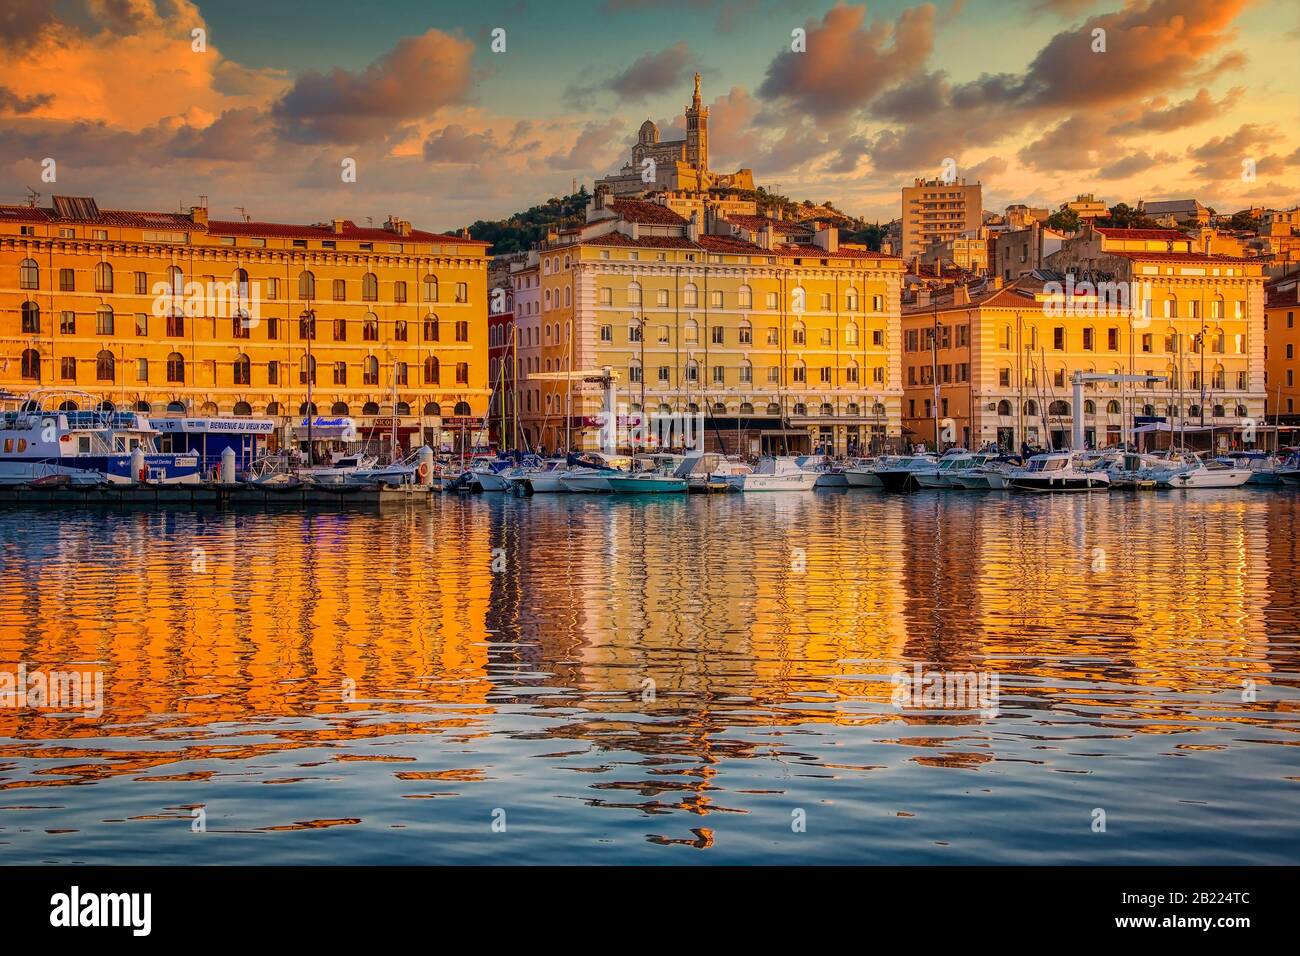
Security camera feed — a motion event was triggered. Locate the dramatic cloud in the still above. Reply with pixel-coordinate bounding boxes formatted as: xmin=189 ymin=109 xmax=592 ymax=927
xmin=1110 ymin=87 xmax=1243 ymax=136
xmin=272 ymin=29 xmax=475 ymax=144
xmin=547 ymin=119 xmax=625 ymax=171
xmin=1186 ymin=123 xmax=1275 ymax=180
xmin=758 ymin=3 xmax=936 ymax=118
xmin=423 ymin=124 xmax=500 ymax=164
xmin=1096 ymin=150 xmax=1176 ymax=180
xmin=609 ymin=42 xmax=695 ymax=102
xmin=0 ymin=85 xmax=53 ymax=115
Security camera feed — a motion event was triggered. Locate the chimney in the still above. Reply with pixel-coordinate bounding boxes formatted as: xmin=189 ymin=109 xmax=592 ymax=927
xmin=189 ymin=205 xmax=208 ymax=227
xmin=991 ymin=275 xmax=1004 ymax=291
xmin=687 ymin=211 xmax=700 ymax=242
xmin=384 ymin=215 xmax=411 ymax=237
xmin=594 ymin=183 xmax=610 ymax=210
xmin=813 ymin=225 xmax=838 ymax=253
xmin=332 ymin=218 xmax=345 ymax=234
xmin=953 ymin=283 xmax=970 ymax=306
xmin=916 ymin=287 xmax=932 ymax=308
xmin=758 ymin=223 xmax=774 ymax=251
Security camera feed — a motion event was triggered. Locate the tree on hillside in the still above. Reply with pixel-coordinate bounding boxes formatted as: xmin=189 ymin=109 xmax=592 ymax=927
xmin=1045 ymin=208 xmax=1080 ymax=233
xmin=1097 ymin=203 xmax=1156 ymax=229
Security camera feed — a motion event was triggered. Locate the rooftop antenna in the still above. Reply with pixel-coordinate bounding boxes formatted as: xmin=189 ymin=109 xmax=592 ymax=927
xmin=235 ymin=206 xmax=250 ymax=222
xmin=366 ymin=216 xmax=374 ymax=227
xmin=24 ymin=187 xmax=39 ymax=207
xmin=199 ymin=194 xmax=208 ymax=209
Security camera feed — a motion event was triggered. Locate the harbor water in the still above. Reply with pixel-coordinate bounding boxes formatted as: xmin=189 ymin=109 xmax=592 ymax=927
xmin=1 ymin=489 xmax=1297 ymax=864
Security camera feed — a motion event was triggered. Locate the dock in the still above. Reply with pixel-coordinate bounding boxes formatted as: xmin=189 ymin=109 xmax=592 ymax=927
xmin=0 ymin=481 xmax=436 ymax=510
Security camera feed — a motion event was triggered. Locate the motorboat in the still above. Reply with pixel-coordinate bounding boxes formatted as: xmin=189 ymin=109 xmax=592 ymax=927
xmin=557 ymin=453 xmax=633 ymax=493
xmin=844 ymin=457 xmax=890 ymax=488
xmin=1151 ymin=454 xmax=1252 ymax=489
xmin=606 ymin=455 xmax=688 ymax=494
xmin=1218 ymin=451 xmax=1284 ymax=485
xmin=1 ymin=390 xmax=201 ymax=485
xmin=1278 ymin=452 xmax=1300 ymax=485
xmin=702 ymin=456 xmax=754 ymax=492
xmin=725 ymin=456 xmax=819 ymax=492
xmin=1009 ymin=450 xmax=1110 ymax=492
xmin=795 ymin=454 xmax=850 ymax=488
xmin=1096 ymin=450 xmax=1166 ymax=489
xmin=501 ymin=458 xmax=567 ymax=493
xmin=873 ymin=453 xmax=939 ymax=492
xmin=302 ymin=452 xmax=379 ymax=486
xmin=947 ymin=453 xmax=1004 ymax=489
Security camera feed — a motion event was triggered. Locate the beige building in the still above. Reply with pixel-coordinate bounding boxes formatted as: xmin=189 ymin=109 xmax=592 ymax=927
xmin=1061 ymin=193 xmax=1108 ymax=220
xmin=517 ymin=191 xmax=905 ymax=456
xmin=901 ymin=177 xmax=982 ymax=261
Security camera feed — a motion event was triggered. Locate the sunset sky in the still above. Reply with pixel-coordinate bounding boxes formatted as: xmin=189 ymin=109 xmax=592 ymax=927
xmin=1 ymin=0 xmax=1296 ymax=230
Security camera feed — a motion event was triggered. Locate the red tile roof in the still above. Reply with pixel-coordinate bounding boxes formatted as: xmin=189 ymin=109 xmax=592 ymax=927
xmin=773 ymin=243 xmax=901 ymax=261
xmin=1094 ymin=226 xmax=1188 ymax=241
xmin=1104 ymin=251 xmax=1256 ymax=264
xmin=725 ymin=214 xmax=812 ymax=236
xmin=606 ymin=200 xmax=687 ymax=225
xmin=583 ymin=233 xmax=700 ymax=249
xmin=0 ymin=204 xmax=195 ymax=229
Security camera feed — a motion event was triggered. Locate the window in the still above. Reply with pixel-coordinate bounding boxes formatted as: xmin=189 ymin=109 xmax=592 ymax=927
xmin=91 ymin=261 xmax=112 ymax=294
xmin=792 ymin=324 xmax=806 ymax=346
xmin=59 ymin=356 xmax=77 ymax=380
xmin=333 ymin=361 xmax=347 ymax=385
xmin=394 ymin=320 xmax=408 ymax=342
xmin=395 ymin=362 xmax=408 ymax=386
xmin=628 ymin=282 xmax=642 ymax=307
xmin=600 ymin=324 xmax=612 ymax=342
xmin=629 ymin=322 xmax=642 ymax=343
xmin=767 ymin=327 xmax=779 ymax=345
xmin=1108 ymin=327 xmax=1119 ymax=350
xmin=424 ymin=315 xmax=440 ymax=341
xmin=599 ymin=287 xmax=612 ymax=306
xmin=267 ymin=362 xmax=279 ymax=385
xmin=846 ymin=362 xmax=859 ymax=383
xmin=333 ymin=278 xmax=346 ymax=301
xmin=1053 ymin=327 xmax=1065 ymax=350
xmin=456 ymin=283 xmax=468 ymax=303
xmin=298 ymin=270 xmax=315 ymax=300
xmin=300 ymin=312 xmax=316 ymax=340
xmin=166 ymin=311 xmax=184 ymax=337
xmin=712 ymin=365 xmax=724 ymax=384
xmin=456 ymin=362 xmax=468 ymax=384
xmin=20 ymin=349 xmax=40 ymax=381
xmin=683 ymin=284 xmax=698 ymax=308
xmin=61 ymin=311 xmax=76 ymax=335
xmin=739 ymin=323 xmax=752 ymax=345
xmin=96 ymin=306 xmax=114 ymax=335
xmin=629 ymin=363 xmax=642 ymax=383
xmin=456 ymin=321 xmax=469 ymax=342
xmin=423 ymin=275 xmax=439 ymax=302
xmin=266 ymin=317 xmax=279 ymax=340
xmin=233 ymin=354 xmax=251 ymax=385
xmin=1142 ymin=333 xmax=1153 ymax=353
xmin=394 ymin=281 xmax=406 ymax=304
xmin=135 ymin=271 xmax=148 ymax=295
xmin=19 ymin=259 xmax=38 ymax=290
xmin=59 ymin=268 xmax=75 ymax=292
xmin=1083 ymin=328 xmax=1094 ymax=350
xmin=656 ymin=289 xmax=669 ymax=308
xmin=298 ymin=355 xmax=316 ymax=385
xmin=658 ymin=366 xmax=670 ymax=384
xmin=712 ymin=325 xmax=724 ymax=345
xmin=658 ymin=326 xmax=670 ymax=344
xmin=424 ymin=356 xmax=440 ymax=383
xmin=685 ymin=320 xmax=699 ymax=344
xmin=845 ymin=323 xmax=859 ymax=346
xmin=738 ymin=286 xmax=753 ymax=308
xmin=846 ymin=289 xmax=859 ymax=311
xmin=362 ymin=273 xmax=378 ymax=301
xmin=710 ymin=290 xmax=723 ymax=309
xmin=739 ymin=362 xmax=752 ymax=384
xmin=166 ymin=352 xmax=185 ymax=383
xmin=233 ymin=313 xmax=250 ymax=339
xmin=792 ymin=364 xmax=806 ymax=384
xmin=363 ymin=314 xmax=379 ymax=341
xmin=21 ymin=301 xmax=39 ymax=334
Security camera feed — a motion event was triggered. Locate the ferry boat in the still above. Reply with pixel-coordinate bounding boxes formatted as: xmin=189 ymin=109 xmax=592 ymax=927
xmin=0 ymin=390 xmax=201 ymax=485
xmin=1008 ymin=450 xmax=1110 ymax=492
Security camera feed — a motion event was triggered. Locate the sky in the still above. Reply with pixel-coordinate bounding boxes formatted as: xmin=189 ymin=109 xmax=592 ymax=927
xmin=1 ymin=0 xmax=1297 ymax=231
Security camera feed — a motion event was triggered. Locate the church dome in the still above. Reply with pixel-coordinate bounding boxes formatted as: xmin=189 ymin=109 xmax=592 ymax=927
xmin=638 ymin=120 xmax=659 ymax=145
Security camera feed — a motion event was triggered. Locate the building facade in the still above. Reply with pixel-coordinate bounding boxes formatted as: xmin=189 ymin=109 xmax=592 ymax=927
xmin=517 ymin=194 xmax=905 ymax=456
xmin=1 ymin=196 xmax=490 ymax=455
xmin=902 ymin=225 xmax=1267 ymax=451
xmin=901 ymin=178 xmax=982 ymax=262
xmin=1264 ymin=272 xmax=1300 ymax=429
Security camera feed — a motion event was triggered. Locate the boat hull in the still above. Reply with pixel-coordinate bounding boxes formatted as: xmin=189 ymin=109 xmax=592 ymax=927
xmin=560 ymin=474 xmax=613 ymax=493
xmin=877 ymin=470 xmax=922 ymax=492
xmin=1010 ymin=475 xmax=1109 ymax=492
xmin=1157 ymin=471 xmax=1253 ymax=489
xmin=731 ymin=473 xmax=818 ymax=492
xmin=843 ymin=469 xmax=883 ymax=488
xmin=914 ymin=472 xmax=947 ymax=489
xmin=605 ymin=476 xmax=687 ymax=494
xmin=813 ymin=472 xmax=849 ymax=488
xmin=473 ymin=471 xmax=509 ymax=492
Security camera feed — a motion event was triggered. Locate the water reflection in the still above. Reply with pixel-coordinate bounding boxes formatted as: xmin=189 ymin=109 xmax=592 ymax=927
xmin=0 ymin=490 xmax=1296 ymax=863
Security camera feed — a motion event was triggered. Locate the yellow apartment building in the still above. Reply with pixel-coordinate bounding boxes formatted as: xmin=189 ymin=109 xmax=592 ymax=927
xmin=901 ymin=177 xmax=982 ymax=261
xmin=1264 ymin=272 xmax=1300 ymax=432
xmin=518 ymin=191 xmax=905 ymax=456
xmin=1 ymin=195 xmax=489 ymax=455
xmin=902 ymin=224 xmax=1266 ymax=451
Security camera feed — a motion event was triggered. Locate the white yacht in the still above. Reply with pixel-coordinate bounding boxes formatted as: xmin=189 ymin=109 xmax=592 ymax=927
xmin=947 ymin=453 xmax=1003 ymax=489
xmin=1009 ymin=450 xmax=1110 ymax=492
xmin=726 ymin=456 xmax=819 ymax=492
xmin=303 ymin=452 xmax=378 ymax=486
xmin=874 ymin=453 xmax=940 ymax=492
xmin=1151 ymin=454 xmax=1252 ymax=489
xmin=557 ymin=453 xmax=633 ymax=493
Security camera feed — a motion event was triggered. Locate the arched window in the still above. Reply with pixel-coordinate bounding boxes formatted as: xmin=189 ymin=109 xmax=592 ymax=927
xmin=453 ymin=401 xmax=471 ymax=416
xmin=1142 ymin=404 xmax=1156 ymax=417
xmin=299 ymin=311 xmax=316 ymax=340
xmin=424 ymin=314 xmax=439 ymax=341
xmin=298 ymin=270 xmax=315 ymax=300
xmin=395 ymin=402 xmax=411 ymax=415
xmin=683 ymin=283 xmax=698 ymax=308
xmin=424 ymin=356 xmax=440 ymax=384
xmin=712 ymin=402 xmax=726 ymax=414
xmin=738 ymin=285 xmax=753 ymax=309
xmin=766 ymin=402 xmax=780 ymax=416
xmin=793 ymin=402 xmax=807 ymax=416
xmin=331 ymin=401 xmax=349 ymax=415
xmin=166 ymin=401 xmax=186 ymax=414
xmin=363 ymin=313 xmax=379 ymax=341
xmin=166 ymin=352 xmax=185 ymax=383
xmin=1107 ymin=400 xmax=1121 ymax=415
xmin=134 ymin=401 xmax=151 ymax=413
xmin=20 ymin=348 xmax=40 ymax=381
xmin=819 ymin=402 xmax=833 ymax=417
xmin=1213 ymin=403 xmax=1225 ymax=418
xmin=362 ymin=272 xmax=378 ymax=302
xmin=363 ymin=356 xmax=379 ymax=385
xmin=423 ymin=275 xmax=439 ymax=302
xmin=235 ymin=268 xmax=249 ymax=301
xmin=1025 ymin=399 xmax=1039 ymax=416
xmin=19 ymin=258 xmax=38 ymax=290
xmin=362 ymin=402 xmax=380 ymax=415
xmin=95 ymin=261 xmax=113 ymax=293
xmin=424 ymin=402 xmax=441 ymax=416
xmin=299 ymin=402 xmax=317 ymax=416
xmin=1048 ymin=400 xmax=1070 ymax=416
xmin=168 ymin=265 xmax=184 ymax=296
xmin=845 ymin=322 xmax=859 ymax=346
xmin=1084 ymin=400 xmax=1096 ymax=415
xmin=997 ymin=400 xmax=1013 ymax=416
xmin=21 ymin=301 xmax=39 ymax=334
xmin=627 ymin=282 xmax=642 ymax=307
xmin=233 ymin=401 xmax=252 ymax=417
xmin=739 ymin=402 xmax=755 ymax=415
xmin=232 ymin=353 xmax=251 ymax=385
xmin=298 ymin=355 xmax=316 ymax=385
xmin=266 ymin=402 xmax=282 ymax=416
xmin=563 ymin=286 xmax=571 ymax=308
xmin=790 ymin=286 xmax=806 ymax=314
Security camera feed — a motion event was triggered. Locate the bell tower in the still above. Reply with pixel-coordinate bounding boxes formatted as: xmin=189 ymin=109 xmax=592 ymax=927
xmin=685 ymin=72 xmax=708 ymax=179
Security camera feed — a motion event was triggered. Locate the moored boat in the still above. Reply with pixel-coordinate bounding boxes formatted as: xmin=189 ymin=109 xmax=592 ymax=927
xmin=1009 ymin=450 xmax=1110 ymax=492
xmin=726 ymin=455 xmax=819 ymax=492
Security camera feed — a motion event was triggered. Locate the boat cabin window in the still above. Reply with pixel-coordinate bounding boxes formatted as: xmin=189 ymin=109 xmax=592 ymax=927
xmin=16 ymin=440 xmax=26 ymax=452
xmin=3 ymin=439 xmax=11 ymax=453
xmin=115 ymin=437 xmax=126 ymax=452
xmin=78 ymin=436 xmax=91 ymax=454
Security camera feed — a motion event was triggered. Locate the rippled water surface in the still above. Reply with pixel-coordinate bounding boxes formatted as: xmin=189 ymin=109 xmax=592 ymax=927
xmin=1 ymin=489 xmax=1297 ymax=864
